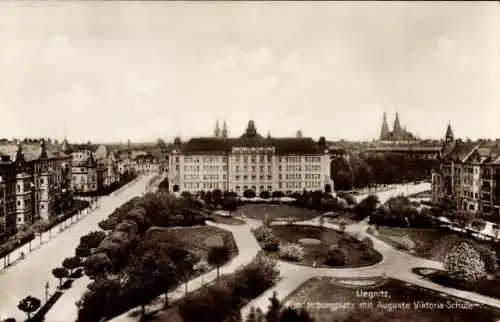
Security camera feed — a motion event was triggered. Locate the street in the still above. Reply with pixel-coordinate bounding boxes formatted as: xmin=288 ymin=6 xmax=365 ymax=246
xmin=0 ymin=174 xmax=154 ymax=321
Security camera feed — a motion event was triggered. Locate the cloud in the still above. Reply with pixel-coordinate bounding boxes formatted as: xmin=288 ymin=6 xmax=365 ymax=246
xmin=42 ymin=33 xmax=76 ymax=63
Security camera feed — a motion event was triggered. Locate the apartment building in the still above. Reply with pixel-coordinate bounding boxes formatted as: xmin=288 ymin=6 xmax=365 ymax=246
xmin=431 ymin=124 xmax=500 ymax=216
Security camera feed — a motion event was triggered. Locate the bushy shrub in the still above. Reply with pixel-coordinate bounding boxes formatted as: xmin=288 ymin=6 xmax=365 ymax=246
xmin=260 ymin=191 xmax=271 ymax=199
xmin=400 ymin=235 xmax=416 ymax=252
xmin=263 ymin=214 xmax=273 ymax=227
xmin=366 ymin=225 xmax=378 ymax=235
xmin=263 ymin=235 xmax=280 ymax=251
xmin=325 ymin=245 xmax=348 ymax=266
xmin=445 ymin=242 xmax=486 ymax=284
xmin=360 ymin=237 xmax=374 ymax=251
xmin=254 ymin=227 xmax=273 ymax=242
xmin=279 ymin=243 xmax=305 ymax=262
xmin=475 ymin=244 xmax=498 ymax=275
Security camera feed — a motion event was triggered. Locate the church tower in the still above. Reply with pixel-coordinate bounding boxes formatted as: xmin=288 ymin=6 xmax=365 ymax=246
xmin=392 ymin=112 xmax=403 ymax=140
xmin=445 ymin=121 xmax=454 ymax=143
xmin=214 ymin=119 xmax=221 ymax=138
xmin=379 ymin=112 xmax=390 ymax=140
xmin=222 ymin=120 xmax=228 ymax=138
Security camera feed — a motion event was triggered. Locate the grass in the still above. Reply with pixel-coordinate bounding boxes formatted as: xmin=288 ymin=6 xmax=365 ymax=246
xmin=143 ymin=226 xmax=238 ymax=260
xmin=413 ymin=268 xmax=500 ymax=302
xmin=257 ymin=225 xmax=382 ymax=268
xmin=210 ymin=215 xmax=246 ymax=226
xmin=408 ymin=190 xmax=432 ymax=198
xmin=241 ymin=204 xmax=320 ymax=221
xmin=327 ymin=212 xmax=359 ymax=226
xmin=284 ymin=277 xmax=500 ymax=322
xmin=376 ymin=227 xmax=482 ymax=261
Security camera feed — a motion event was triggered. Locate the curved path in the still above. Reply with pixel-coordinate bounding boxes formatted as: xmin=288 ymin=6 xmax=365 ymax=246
xmin=111 ymin=212 xmax=500 ymax=322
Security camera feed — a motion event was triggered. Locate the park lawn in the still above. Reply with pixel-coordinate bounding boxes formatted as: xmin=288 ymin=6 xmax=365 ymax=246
xmin=327 ymin=211 xmax=359 ymax=225
xmin=241 ymin=204 xmax=320 ymax=221
xmin=377 ymin=227 xmax=480 ymax=262
xmin=144 ymin=226 xmax=238 ymax=260
xmin=408 ymin=190 xmax=432 ymax=198
xmin=210 ymin=215 xmax=246 ymax=226
xmin=284 ymin=277 xmax=500 ymax=322
xmin=260 ymin=225 xmax=381 ymax=268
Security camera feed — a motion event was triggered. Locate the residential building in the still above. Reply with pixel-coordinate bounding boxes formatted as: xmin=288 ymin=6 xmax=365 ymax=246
xmin=95 ymin=144 xmax=120 ymax=186
xmin=67 ymin=142 xmax=103 ymax=193
xmin=131 ymin=154 xmax=160 ymax=174
xmin=0 ymin=139 xmax=72 ymax=233
xmin=168 ymin=119 xmax=333 ymax=195
xmin=431 ymin=123 xmax=500 ymax=217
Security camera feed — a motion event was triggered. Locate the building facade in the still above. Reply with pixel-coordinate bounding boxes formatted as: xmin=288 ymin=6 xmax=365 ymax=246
xmin=431 ymin=124 xmax=500 ymax=217
xmin=68 ymin=143 xmax=103 ymax=193
xmin=0 ymin=139 xmax=72 ymax=235
xmin=168 ymin=120 xmax=333 ymax=195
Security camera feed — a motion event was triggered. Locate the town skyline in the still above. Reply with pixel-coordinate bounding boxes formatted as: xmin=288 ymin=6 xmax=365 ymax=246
xmin=0 ymin=1 xmax=498 ymax=142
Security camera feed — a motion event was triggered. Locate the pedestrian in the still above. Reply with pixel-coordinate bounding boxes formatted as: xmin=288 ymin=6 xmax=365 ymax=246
xmin=20 ymin=251 xmax=25 ymax=260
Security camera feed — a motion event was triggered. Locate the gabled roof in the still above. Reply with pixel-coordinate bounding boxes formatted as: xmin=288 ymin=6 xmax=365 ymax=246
xmin=0 ymin=141 xmax=70 ymax=162
xmin=445 ymin=141 xmax=479 ymax=163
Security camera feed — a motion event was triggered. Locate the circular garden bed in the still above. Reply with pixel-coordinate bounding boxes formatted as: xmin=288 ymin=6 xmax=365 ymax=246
xmin=254 ymin=225 xmax=382 ymax=268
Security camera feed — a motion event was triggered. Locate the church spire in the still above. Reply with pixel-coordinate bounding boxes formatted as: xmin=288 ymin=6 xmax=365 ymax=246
xmin=393 ymin=111 xmax=402 ymax=139
xmin=380 ymin=112 xmax=390 ymax=140
xmin=222 ymin=119 xmax=228 ymax=138
xmin=445 ymin=121 xmax=454 ymax=143
xmin=214 ymin=119 xmax=221 ymax=138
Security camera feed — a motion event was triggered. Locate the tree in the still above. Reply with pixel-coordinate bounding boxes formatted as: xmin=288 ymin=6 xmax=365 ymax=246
xmin=272 ymin=191 xmax=284 ymax=200
xmin=223 ymin=198 xmax=239 ymax=216
xmin=194 ymin=260 xmax=211 ymax=286
xmin=325 ymin=245 xmax=348 ymax=266
xmin=62 ymin=256 xmax=83 ymax=274
xmin=445 ymin=242 xmax=486 ymax=285
xmin=265 ymin=291 xmax=281 ymax=322
xmin=207 ymin=245 xmax=230 ymax=278
xmin=32 ymin=220 xmax=47 ymax=244
xmin=80 ymin=231 xmax=106 ymax=249
xmin=244 ymin=189 xmax=256 ymax=199
xmin=354 ymin=195 xmax=379 ymax=220
xmin=84 ymin=253 xmax=113 ymax=278
xmin=17 ymin=296 xmax=41 ymax=320
xmin=260 ymin=191 xmax=271 ymax=199
xmin=98 ymin=218 xmax=117 ymax=231
xmin=77 ymin=277 xmax=123 ymax=322
xmin=212 ymin=189 xmax=223 ymax=205
xmin=52 ymin=267 xmax=69 ymax=287
xmin=75 ymin=244 xmax=91 ymax=257
xmin=279 ymin=307 xmax=315 ymax=322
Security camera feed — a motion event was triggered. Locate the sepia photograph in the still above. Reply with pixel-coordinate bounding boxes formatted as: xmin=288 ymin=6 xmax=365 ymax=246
xmin=0 ymin=1 xmax=499 ymax=321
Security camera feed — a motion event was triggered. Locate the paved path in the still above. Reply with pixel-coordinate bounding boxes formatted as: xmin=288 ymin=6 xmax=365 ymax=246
xmin=70 ymin=181 xmax=500 ymax=321
xmin=0 ymin=174 xmax=154 ymax=322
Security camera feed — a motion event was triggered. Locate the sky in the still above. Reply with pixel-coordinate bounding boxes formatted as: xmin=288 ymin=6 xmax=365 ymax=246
xmin=0 ymin=1 xmax=498 ymax=143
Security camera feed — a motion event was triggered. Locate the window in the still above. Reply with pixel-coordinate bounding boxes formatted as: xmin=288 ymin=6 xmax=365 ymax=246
xmin=268 ymin=175 xmax=272 ymax=180
xmin=267 ymin=156 xmax=272 ymax=162
xmin=236 ymin=175 xmax=240 ymax=180
xmin=279 ymin=174 xmax=282 ymax=180
xmin=236 ymin=185 xmax=240 ymax=191
xmin=244 ymin=185 xmax=248 ymax=191
xmin=251 ymin=175 xmax=256 ymax=180
xmin=260 ymin=186 xmax=264 ymax=191
xmin=17 ymin=185 xmax=20 ymax=193
xmin=268 ymin=185 xmax=272 ymax=191
xmin=17 ymin=200 xmax=20 ymax=206
xmin=251 ymin=186 xmax=256 ymax=191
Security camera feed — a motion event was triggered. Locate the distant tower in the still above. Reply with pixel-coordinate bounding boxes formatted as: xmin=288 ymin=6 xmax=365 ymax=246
xmin=296 ymin=130 xmax=303 ymax=138
xmin=222 ymin=120 xmax=228 ymax=138
xmin=392 ymin=112 xmax=402 ymax=140
xmin=379 ymin=112 xmax=390 ymax=140
xmin=214 ymin=119 xmax=221 ymax=138
xmin=445 ymin=121 xmax=454 ymax=143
